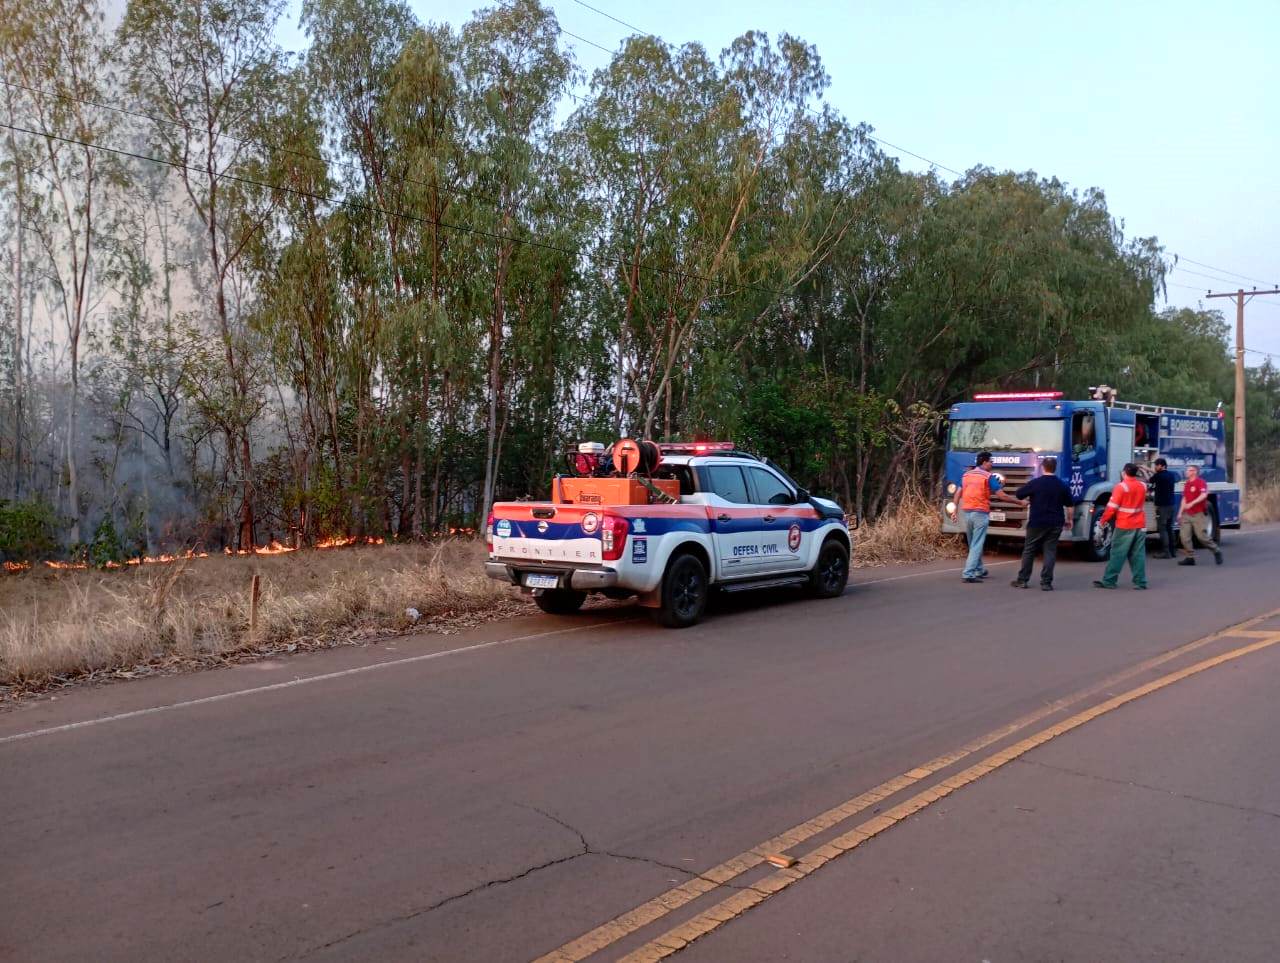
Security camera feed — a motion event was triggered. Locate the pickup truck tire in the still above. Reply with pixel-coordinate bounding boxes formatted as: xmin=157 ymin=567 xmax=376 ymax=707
xmin=656 ymin=552 xmax=708 ymax=628
xmin=808 ymin=538 xmax=850 ymax=598
xmin=534 ymin=588 xmax=587 ymax=615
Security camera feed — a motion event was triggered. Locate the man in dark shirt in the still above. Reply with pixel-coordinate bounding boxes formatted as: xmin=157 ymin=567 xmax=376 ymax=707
xmin=1011 ymin=456 xmax=1075 ymax=590
xmin=1148 ymin=458 xmax=1178 ymax=558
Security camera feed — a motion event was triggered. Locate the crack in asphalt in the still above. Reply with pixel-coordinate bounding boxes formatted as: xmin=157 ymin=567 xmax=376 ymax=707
xmin=1015 ymin=758 xmax=1280 ymax=820
xmin=288 ymin=804 xmax=763 ymax=959
xmin=521 ymin=803 xmax=769 ymax=894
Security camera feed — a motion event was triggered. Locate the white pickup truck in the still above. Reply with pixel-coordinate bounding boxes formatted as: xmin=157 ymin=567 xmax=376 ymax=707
xmin=485 ymin=444 xmax=852 ymax=627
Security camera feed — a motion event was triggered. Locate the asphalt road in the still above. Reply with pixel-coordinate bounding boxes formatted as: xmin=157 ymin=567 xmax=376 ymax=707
xmin=3 ymin=528 xmax=1280 ymax=962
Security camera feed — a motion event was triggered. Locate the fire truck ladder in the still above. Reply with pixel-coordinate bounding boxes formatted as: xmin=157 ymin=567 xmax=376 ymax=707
xmin=1109 ymin=400 xmax=1221 ymax=419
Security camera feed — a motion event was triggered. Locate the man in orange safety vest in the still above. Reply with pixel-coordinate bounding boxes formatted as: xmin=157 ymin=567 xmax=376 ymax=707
xmin=955 ymin=451 xmax=1025 ymax=583
xmin=1093 ymin=462 xmax=1149 ymax=590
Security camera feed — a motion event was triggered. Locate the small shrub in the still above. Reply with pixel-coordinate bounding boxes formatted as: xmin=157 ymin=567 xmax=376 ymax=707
xmin=0 ymin=499 xmax=59 ymax=562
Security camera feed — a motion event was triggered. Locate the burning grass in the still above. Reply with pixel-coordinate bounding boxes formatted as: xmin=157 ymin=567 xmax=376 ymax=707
xmin=0 ymin=539 xmax=523 ymax=697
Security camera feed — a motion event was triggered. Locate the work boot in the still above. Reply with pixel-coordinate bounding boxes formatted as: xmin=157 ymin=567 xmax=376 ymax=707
xmin=1178 ymin=557 xmax=1196 ymax=566
xmin=1010 ymin=579 xmax=1028 ymax=588
xmin=1092 ymin=580 xmax=1115 ymax=589
xmin=1041 ymin=583 xmax=1053 ymax=591
xmin=1214 ymin=550 xmax=1223 ymax=565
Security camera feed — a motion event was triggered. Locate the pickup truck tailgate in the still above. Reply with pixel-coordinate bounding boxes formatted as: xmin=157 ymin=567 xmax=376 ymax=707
xmin=491 ymin=504 xmax=604 ymax=566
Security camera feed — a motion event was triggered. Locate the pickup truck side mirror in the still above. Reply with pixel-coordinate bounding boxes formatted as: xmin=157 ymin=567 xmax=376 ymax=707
xmin=794 ymin=487 xmax=810 ymax=502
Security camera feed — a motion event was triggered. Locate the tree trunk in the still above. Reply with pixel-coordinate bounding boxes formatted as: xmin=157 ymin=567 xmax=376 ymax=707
xmin=9 ymin=146 xmax=22 ymax=499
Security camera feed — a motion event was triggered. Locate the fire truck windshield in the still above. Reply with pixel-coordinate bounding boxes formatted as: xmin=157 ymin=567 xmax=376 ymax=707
xmin=949 ymin=419 xmax=1063 ymax=453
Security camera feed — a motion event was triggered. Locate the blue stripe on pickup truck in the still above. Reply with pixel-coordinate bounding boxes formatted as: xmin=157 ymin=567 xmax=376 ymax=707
xmin=499 ymin=513 xmax=834 ymax=540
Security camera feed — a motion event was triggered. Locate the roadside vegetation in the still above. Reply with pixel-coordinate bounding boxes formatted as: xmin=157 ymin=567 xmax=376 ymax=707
xmin=3 ymin=0 xmax=1278 ymax=570
xmin=1 ymin=503 xmax=966 ymax=696
xmin=1244 ymin=480 xmax=1280 ymax=524
xmin=0 ymin=540 xmax=519 ymax=696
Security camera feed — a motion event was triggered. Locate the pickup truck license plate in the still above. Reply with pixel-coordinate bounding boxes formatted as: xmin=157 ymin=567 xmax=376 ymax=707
xmin=989 ymin=510 xmax=1006 ymax=522
xmin=525 ymin=573 xmax=560 ymax=589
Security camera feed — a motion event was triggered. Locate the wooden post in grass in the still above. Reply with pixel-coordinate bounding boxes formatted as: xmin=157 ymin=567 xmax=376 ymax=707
xmin=248 ymin=574 xmax=261 ymax=643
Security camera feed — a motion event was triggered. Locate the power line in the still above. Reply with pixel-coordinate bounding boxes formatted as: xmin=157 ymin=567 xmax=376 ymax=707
xmin=1168 ymin=264 xmax=1246 ymax=286
xmin=559 ymin=0 xmax=965 ymax=176
xmin=0 ymin=119 xmax=800 ymax=302
xmin=572 ymin=0 xmax=648 ymax=35
xmin=1175 ymin=256 xmax=1275 ymax=287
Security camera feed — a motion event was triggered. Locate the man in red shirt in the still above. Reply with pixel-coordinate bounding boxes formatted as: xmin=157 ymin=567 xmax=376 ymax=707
xmin=1177 ymin=464 xmax=1223 ymax=565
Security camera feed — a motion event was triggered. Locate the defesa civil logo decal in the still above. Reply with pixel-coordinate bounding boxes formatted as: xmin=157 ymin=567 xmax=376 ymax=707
xmin=788 ymin=524 xmax=802 ymax=552
xmin=581 ymin=512 xmax=599 ymax=534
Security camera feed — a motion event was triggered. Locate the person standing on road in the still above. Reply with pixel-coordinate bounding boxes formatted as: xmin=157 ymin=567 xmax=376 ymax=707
xmin=1178 ymin=464 xmax=1223 ymax=566
xmin=1094 ymin=463 xmax=1149 ymax=590
xmin=1148 ymin=458 xmax=1178 ymax=559
xmin=954 ymin=451 xmax=1024 ymax=584
xmin=1010 ymin=456 xmax=1074 ymax=591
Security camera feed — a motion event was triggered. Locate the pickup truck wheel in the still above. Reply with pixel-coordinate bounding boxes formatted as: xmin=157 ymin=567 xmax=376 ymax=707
xmin=808 ymin=538 xmax=849 ymax=598
xmin=534 ymin=588 xmax=587 ymax=615
xmin=656 ymin=553 xmax=708 ymax=628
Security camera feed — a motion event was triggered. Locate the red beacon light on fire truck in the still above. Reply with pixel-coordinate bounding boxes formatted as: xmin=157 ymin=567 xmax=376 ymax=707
xmin=972 ymin=391 xmax=1065 ymax=402
xmin=657 ymin=441 xmax=736 ymax=454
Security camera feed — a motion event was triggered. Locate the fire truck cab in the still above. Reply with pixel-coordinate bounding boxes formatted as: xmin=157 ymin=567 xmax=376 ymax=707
xmin=485 ymin=441 xmax=852 ymax=627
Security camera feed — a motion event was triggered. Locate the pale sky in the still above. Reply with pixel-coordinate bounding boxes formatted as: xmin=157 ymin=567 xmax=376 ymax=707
xmin=273 ymin=0 xmax=1280 ymax=364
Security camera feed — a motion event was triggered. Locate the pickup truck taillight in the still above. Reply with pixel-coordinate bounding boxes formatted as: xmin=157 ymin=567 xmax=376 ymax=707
xmin=600 ymin=514 xmax=629 ymax=561
xmin=485 ymin=512 xmax=495 ymax=553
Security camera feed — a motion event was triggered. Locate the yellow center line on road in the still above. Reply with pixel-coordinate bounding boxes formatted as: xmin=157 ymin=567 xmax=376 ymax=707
xmin=534 ymin=605 xmax=1280 ymax=963
xmin=619 ymin=630 xmax=1280 ymax=962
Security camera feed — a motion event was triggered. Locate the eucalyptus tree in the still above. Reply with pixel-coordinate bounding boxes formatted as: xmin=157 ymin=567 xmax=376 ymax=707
xmin=0 ymin=0 xmax=119 ymax=544
xmin=119 ymin=0 xmax=289 ymax=550
xmin=459 ymin=0 xmax=573 ymax=519
xmin=569 ymin=31 xmax=835 ymax=440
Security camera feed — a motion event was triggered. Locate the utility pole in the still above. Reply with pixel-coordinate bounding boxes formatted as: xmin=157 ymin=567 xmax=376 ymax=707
xmin=1205 ymin=286 xmax=1280 ymax=509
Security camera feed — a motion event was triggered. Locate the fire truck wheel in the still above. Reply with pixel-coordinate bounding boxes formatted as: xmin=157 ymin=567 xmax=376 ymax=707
xmin=1192 ymin=503 xmax=1220 ymax=549
xmin=808 ymin=538 xmax=849 ymax=598
xmin=656 ymin=552 xmax=708 ymax=628
xmin=535 ymin=588 xmax=587 ymax=615
xmin=1084 ymin=505 xmax=1112 ymax=562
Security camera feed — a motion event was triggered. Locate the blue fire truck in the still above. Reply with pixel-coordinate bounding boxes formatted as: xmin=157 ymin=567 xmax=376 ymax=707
xmin=940 ymin=387 xmax=1242 ymax=560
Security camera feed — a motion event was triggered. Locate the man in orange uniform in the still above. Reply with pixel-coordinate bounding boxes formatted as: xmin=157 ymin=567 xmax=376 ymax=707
xmin=956 ymin=451 xmax=1025 ymax=583
xmin=1093 ymin=462 xmax=1149 ymax=590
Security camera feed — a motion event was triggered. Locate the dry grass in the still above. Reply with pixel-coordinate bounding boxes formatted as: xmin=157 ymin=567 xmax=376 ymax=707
xmin=1244 ymin=481 xmax=1280 ymax=524
xmin=1 ymin=502 xmax=964 ymax=698
xmin=0 ymin=540 xmax=523 ymax=696
xmin=852 ymin=497 xmax=964 ymax=567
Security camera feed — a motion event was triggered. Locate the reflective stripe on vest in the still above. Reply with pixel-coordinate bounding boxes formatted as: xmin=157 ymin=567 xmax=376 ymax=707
xmin=959 ymin=467 xmax=992 ymax=512
xmin=1109 ymin=477 xmax=1147 ymax=528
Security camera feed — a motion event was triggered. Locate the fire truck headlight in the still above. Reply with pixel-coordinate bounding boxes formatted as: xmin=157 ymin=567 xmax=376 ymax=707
xmin=945 ymin=501 xmax=957 ymax=515
xmin=946 ymin=482 xmax=957 ymax=494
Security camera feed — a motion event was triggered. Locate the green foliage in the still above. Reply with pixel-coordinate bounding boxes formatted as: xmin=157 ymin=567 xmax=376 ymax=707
xmin=6 ymin=0 xmax=1276 ymax=547
xmin=0 ymin=500 xmax=59 ymax=562
xmin=88 ymin=514 xmax=126 ymax=568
